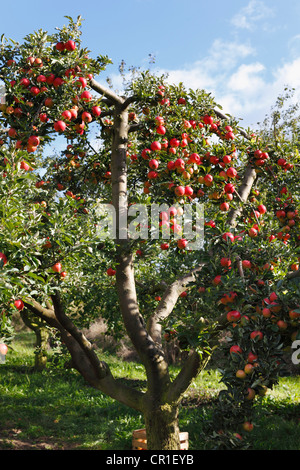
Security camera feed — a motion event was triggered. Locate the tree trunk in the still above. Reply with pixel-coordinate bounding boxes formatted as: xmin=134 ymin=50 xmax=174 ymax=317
xmin=20 ymin=310 xmax=49 ymax=371
xmin=144 ymin=402 xmax=181 ymax=450
xmin=34 ymin=326 xmax=50 ymax=371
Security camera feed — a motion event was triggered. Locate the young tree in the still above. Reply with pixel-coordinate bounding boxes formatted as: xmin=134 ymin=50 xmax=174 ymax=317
xmin=0 ymin=17 xmax=299 ymax=450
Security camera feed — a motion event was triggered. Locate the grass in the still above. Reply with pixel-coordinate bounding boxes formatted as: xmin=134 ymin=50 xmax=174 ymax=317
xmin=0 ymin=331 xmax=299 ymax=450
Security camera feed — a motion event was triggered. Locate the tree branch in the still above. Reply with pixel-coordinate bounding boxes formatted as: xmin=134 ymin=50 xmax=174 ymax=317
xmin=286 ymin=269 xmax=300 ymax=281
xmin=50 ymin=292 xmax=108 ymax=380
xmin=89 ymin=78 xmax=124 ymax=105
xmin=24 ymin=296 xmax=144 ymax=410
xmin=227 ymin=164 xmax=257 ymax=228
xmin=166 ymin=350 xmax=209 ymax=403
xmin=147 ymin=264 xmax=205 ymax=344
xmin=120 ymin=94 xmax=137 ymax=111
xmin=214 ymin=108 xmax=250 ymax=139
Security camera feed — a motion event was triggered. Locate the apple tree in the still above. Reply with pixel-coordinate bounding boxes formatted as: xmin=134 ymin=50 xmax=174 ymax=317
xmin=0 ymin=17 xmax=299 ymax=450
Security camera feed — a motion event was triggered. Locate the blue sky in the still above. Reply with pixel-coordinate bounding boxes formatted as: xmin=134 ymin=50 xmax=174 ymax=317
xmin=1 ymin=0 xmax=300 ymax=128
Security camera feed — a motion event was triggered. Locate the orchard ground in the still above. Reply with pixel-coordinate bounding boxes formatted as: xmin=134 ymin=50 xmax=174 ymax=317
xmin=0 ymin=329 xmax=299 ymax=451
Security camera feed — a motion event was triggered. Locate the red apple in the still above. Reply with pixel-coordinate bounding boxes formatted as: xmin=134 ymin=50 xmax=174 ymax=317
xmin=262 ymin=308 xmax=271 ymax=318
xmin=169 ymin=138 xmax=180 ymax=147
xmin=177 ymin=239 xmax=188 ymax=250
xmin=44 ymin=97 xmax=54 ymax=108
xmin=222 ymin=232 xmax=235 ymax=242
xmin=227 ymin=310 xmax=241 ymax=322
xmin=54 ymin=121 xmax=66 ymax=133
xmin=20 ymin=77 xmax=30 ymax=87
xmin=0 ymin=344 xmax=8 ymax=355
xmin=230 ymin=345 xmax=242 ymax=355
xmin=147 ymin=170 xmax=158 ymax=179
xmin=76 ymin=77 xmax=87 ymax=88
xmin=149 ymin=159 xmax=159 ymax=170
xmin=242 ymin=422 xmax=253 ymax=432
xmin=189 ymin=153 xmax=201 ymax=164
xmin=224 ymin=183 xmax=235 ymax=194
xmin=36 ymin=74 xmax=46 ymax=83
xmin=107 ymin=267 xmax=116 ymax=276
xmin=53 ymin=77 xmax=64 ymax=88
xmin=52 ymin=262 xmax=62 ymax=273
xmin=91 ymin=106 xmax=101 ymax=117
xmin=250 ymin=330 xmax=263 ymax=341
xmin=80 ymin=91 xmax=92 ymax=102
xmin=212 ymin=275 xmax=222 ymax=286
xmin=257 ymin=204 xmax=267 ymax=214
xmin=244 ymin=363 xmax=254 ymax=374
xmin=30 ymin=86 xmax=40 ymax=96
xmin=175 ymin=186 xmax=185 ymax=197
xmin=14 ymin=299 xmax=24 ymax=311
xmin=242 ymin=260 xmax=252 ymax=269
xmin=245 ymin=388 xmax=256 ymax=400
xmin=8 ymin=128 xmax=17 ymax=138
xmin=289 ymin=310 xmax=300 ymax=320
xmin=46 ymin=74 xmax=55 ymax=85
xmin=65 ymin=40 xmax=76 ymax=51
xmin=247 ymin=352 xmax=258 ymax=363
xmin=55 ymin=42 xmax=65 ymax=51
xmin=248 ymin=228 xmax=258 ymax=238
xmin=203 ymin=115 xmax=214 ymax=125
xmin=220 ymin=202 xmax=230 ymax=212
xmin=150 ymin=141 xmax=162 ymax=151
xmin=0 ymin=252 xmax=7 ymax=266
xmin=185 ymin=186 xmax=193 ymax=196
xmin=61 ymin=110 xmax=72 ymax=121
xmin=277 ymin=320 xmax=288 ymax=330
xmin=221 ymin=257 xmax=231 ymax=267
xmin=269 ymin=292 xmax=278 ymax=302
xmin=20 ymin=161 xmax=30 ymax=171
xmin=39 ymin=113 xmax=48 ymax=122
xmin=160 ymin=243 xmax=169 ymax=250
xmin=175 ymin=158 xmax=185 ymax=170
xmin=204 ymin=174 xmax=213 ymax=185
xmin=82 ymin=111 xmax=92 ymax=123
xmin=236 ymin=369 xmax=246 ymax=379
xmin=156 ymin=125 xmax=166 ymax=135
xmin=226 ymin=167 xmax=237 ymax=178
xmin=28 ymin=135 xmax=40 ymax=147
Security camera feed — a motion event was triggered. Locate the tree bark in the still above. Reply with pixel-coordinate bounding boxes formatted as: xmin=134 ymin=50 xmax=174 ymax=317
xmin=227 ymin=164 xmax=257 ymax=228
xmin=147 ymin=265 xmax=204 ymax=344
xmin=20 ymin=310 xmax=50 ymax=371
xmin=144 ymin=403 xmax=181 ymax=450
xmin=109 ymin=102 xmax=189 ymax=449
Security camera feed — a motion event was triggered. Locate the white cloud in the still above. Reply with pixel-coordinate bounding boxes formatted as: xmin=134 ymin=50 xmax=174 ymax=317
xmin=160 ymin=54 xmax=300 ymax=128
xmin=288 ymin=35 xmax=300 ymax=59
xmin=99 ymin=37 xmax=300 ymax=129
xmin=197 ymin=39 xmax=256 ymax=72
xmin=158 ymin=39 xmax=256 ymax=96
xmin=227 ymin=63 xmax=266 ymax=93
xmin=231 ymin=0 xmax=275 ymax=31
